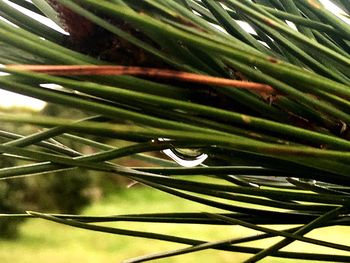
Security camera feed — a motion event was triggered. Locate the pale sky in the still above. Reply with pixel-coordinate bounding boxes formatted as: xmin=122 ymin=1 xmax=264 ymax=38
xmin=0 ymin=0 xmax=348 ymax=111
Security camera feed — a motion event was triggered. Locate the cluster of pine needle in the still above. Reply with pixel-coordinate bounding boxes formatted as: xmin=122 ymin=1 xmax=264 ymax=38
xmin=0 ymin=0 xmax=350 ymax=262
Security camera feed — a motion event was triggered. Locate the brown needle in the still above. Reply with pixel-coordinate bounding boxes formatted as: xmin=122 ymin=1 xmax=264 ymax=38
xmin=6 ymin=64 xmax=276 ymax=94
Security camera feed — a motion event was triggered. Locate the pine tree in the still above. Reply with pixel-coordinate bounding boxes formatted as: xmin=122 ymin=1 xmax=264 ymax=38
xmin=0 ymin=1 xmax=350 ymax=262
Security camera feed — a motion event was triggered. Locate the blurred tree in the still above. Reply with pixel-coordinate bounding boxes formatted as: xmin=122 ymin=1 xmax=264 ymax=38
xmin=0 ymin=106 xmax=96 ymax=238
xmin=0 ymin=156 xmax=26 ymax=238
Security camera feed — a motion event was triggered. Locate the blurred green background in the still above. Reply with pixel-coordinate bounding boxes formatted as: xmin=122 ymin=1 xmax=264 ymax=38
xmin=1 ymin=185 xmax=350 ymax=263
xmin=1 ymin=106 xmax=349 ymax=263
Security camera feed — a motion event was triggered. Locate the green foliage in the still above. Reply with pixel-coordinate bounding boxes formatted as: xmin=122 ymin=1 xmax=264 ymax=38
xmin=0 ymin=169 xmax=93 ymax=238
xmin=0 ymin=0 xmax=350 ymax=262
xmin=0 ymin=108 xmax=95 ymax=238
xmin=0 ymin=159 xmax=25 ymax=238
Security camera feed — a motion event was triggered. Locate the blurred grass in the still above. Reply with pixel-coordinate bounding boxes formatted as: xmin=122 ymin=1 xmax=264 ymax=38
xmin=0 ymin=185 xmax=349 ymax=263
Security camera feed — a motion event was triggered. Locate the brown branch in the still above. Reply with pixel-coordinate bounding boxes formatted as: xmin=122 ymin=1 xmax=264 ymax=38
xmin=6 ymin=65 xmax=276 ymax=94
